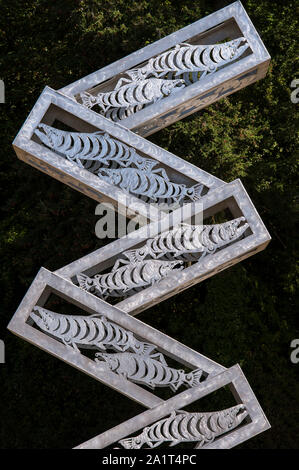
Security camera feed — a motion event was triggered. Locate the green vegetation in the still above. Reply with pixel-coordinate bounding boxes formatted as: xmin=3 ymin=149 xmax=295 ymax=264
xmin=0 ymin=0 xmax=298 ymax=448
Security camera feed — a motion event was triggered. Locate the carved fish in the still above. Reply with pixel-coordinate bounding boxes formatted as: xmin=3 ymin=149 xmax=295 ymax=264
xmin=124 ymin=217 xmax=249 ymax=263
xmin=126 ymin=38 xmax=249 ymax=81
xmin=118 ymin=405 xmax=248 ymax=449
xmin=97 ymin=167 xmax=204 ymax=203
xmin=95 ymin=351 xmax=203 ymax=392
xmin=30 ymin=306 xmax=155 ymax=354
xmin=80 ymin=78 xmax=185 ymax=111
xmin=76 ymin=259 xmax=183 ymax=299
xmin=34 ymin=123 xmax=156 ymax=171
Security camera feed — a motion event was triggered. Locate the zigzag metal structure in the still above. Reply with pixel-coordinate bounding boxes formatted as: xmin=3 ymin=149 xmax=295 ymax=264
xmin=9 ymin=3 xmax=271 ymax=449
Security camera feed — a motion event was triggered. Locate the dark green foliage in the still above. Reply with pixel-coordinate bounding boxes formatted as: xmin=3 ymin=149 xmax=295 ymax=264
xmin=0 ymin=0 xmax=298 ymax=449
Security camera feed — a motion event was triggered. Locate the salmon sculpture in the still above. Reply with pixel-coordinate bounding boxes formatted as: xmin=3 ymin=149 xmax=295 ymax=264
xmin=118 ymin=405 xmax=248 ymax=448
xmin=127 ymin=38 xmax=249 ymax=82
xmin=80 ymin=78 xmax=185 ymax=111
xmin=95 ymin=351 xmax=203 ymax=392
xmin=77 ymin=259 xmax=183 ymax=299
xmin=79 ymin=38 xmax=249 ymax=121
xmin=34 ymin=124 xmax=205 ymax=203
xmin=30 ymin=306 xmax=155 ymax=354
xmin=124 ymin=217 xmax=249 ymax=262
xmin=98 ymin=167 xmax=204 ymax=203
xmin=34 ymin=123 xmax=156 ymax=171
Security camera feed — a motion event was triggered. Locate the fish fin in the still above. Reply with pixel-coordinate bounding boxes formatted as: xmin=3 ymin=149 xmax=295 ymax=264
xmin=145 ymin=381 xmax=156 ymax=390
xmin=179 ymin=222 xmax=193 ymax=227
xmin=115 ymin=76 xmax=134 ymax=89
xmin=170 ymin=382 xmax=181 ymax=392
xmin=138 ymin=159 xmax=158 ymax=171
xmin=62 ymin=338 xmax=80 ymax=353
xmin=150 ymin=352 xmax=168 ymax=365
xmin=76 ymin=273 xmax=94 ymax=291
xmin=140 ymin=343 xmax=157 ymax=355
xmin=152 ymin=167 xmax=169 ymax=180
xmin=123 ymin=250 xmax=144 ymax=264
xmin=169 ymin=440 xmax=180 ymax=447
xmin=148 ymin=441 xmax=163 ymax=448
xmin=188 ymin=183 xmax=204 ymax=201
xmin=111 ymin=258 xmax=129 ymax=271
xmin=175 ymin=409 xmax=188 ymax=415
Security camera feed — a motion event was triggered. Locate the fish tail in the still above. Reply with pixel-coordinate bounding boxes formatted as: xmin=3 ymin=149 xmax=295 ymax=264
xmin=80 ymin=92 xmax=100 ymax=109
xmin=118 ymin=437 xmax=141 ymax=449
xmin=185 ymin=368 xmax=203 ymax=387
xmin=126 ymin=69 xmax=143 ymax=81
xmin=34 ymin=127 xmax=49 ymax=146
xmin=137 ymin=158 xmax=157 ymax=171
xmin=76 ymin=273 xmax=96 ymax=292
xmin=124 ymin=249 xmax=146 ymax=264
xmin=188 ymin=183 xmax=204 ymax=201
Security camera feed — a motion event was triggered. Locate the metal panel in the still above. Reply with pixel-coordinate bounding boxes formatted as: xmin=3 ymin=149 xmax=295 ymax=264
xmin=7 ymin=268 xmax=225 ymax=410
xmin=75 ymin=365 xmax=270 ymax=449
xmin=13 ymin=87 xmax=223 ymax=221
xmin=56 ymin=179 xmax=271 ymax=315
xmin=59 ymin=1 xmax=270 ymax=136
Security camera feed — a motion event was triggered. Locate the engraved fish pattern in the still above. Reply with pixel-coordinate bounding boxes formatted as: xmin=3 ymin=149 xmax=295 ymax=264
xmin=98 ymin=167 xmax=204 ymax=203
xmin=118 ymin=405 xmax=248 ymax=449
xmin=30 ymin=306 xmax=154 ymax=354
xmin=76 ymin=259 xmax=183 ymax=299
xmin=124 ymin=217 xmax=249 ymax=263
xmin=34 ymin=123 xmax=156 ymax=171
xmin=95 ymin=351 xmax=203 ymax=392
xmin=80 ymin=78 xmax=185 ymax=111
xmin=126 ymin=38 xmax=249 ymax=81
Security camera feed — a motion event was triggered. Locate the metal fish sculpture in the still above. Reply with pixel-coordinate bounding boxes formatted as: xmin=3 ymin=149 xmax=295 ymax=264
xmin=30 ymin=306 xmax=155 ymax=354
xmin=76 ymin=259 xmax=183 ymax=299
xmin=97 ymin=167 xmax=204 ymax=203
xmin=126 ymin=38 xmax=249 ymax=82
xmin=34 ymin=123 xmax=156 ymax=171
xmin=118 ymin=405 xmax=248 ymax=449
xmin=95 ymin=351 xmax=203 ymax=391
xmin=124 ymin=217 xmax=249 ymax=263
xmin=80 ymin=77 xmax=185 ymax=111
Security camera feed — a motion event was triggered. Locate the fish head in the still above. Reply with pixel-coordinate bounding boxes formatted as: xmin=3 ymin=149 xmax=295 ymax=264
xmin=161 ymin=79 xmax=186 ymax=96
xmin=95 ymin=352 xmax=119 ymax=371
xmin=118 ymin=427 xmax=148 ymax=449
xmin=30 ymin=306 xmax=59 ymax=333
xmin=34 ymin=123 xmax=58 ymax=149
xmin=159 ymin=259 xmax=184 ymax=277
xmin=98 ymin=168 xmax=121 ymax=185
xmin=213 ymin=404 xmax=248 ymax=435
xmin=225 ymin=216 xmax=249 ymax=239
xmin=225 ymin=37 xmax=249 ymax=61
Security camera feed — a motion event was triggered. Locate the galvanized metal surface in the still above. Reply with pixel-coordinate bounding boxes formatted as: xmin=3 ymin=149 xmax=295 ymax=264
xmin=75 ymin=365 xmax=270 ymax=449
xmin=13 ymin=87 xmax=223 ymax=221
xmin=7 ymin=268 xmax=225 ymax=410
xmin=59 ymin=1 xmax=270 ymax=136
xmin=56 ymin=180 xmax=271 ymax=314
